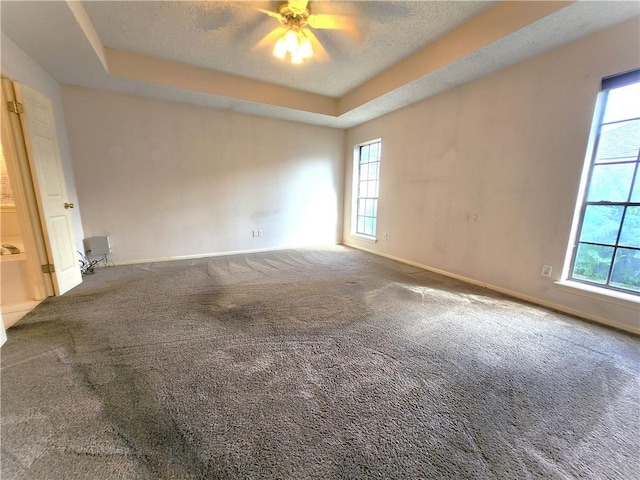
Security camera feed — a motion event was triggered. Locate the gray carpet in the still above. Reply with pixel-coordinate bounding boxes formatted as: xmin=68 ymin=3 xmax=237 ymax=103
xmin=1 ymin=246 xmax=639 ymax=479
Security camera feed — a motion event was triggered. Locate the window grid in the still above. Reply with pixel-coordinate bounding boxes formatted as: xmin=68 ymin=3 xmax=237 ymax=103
xmin=355 ymin=141 xmax=381 ymax=237
xmin=569 ymin=74 xmax=640 ymax=294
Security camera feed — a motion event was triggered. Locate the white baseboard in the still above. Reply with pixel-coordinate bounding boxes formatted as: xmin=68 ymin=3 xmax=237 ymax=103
xmin=1 ymin=300 xmax=43 ymax=328
xmin=344 ymin=242 xmax=640 ymax=335
xmin=107 ymin=243 xmax=340 ymax=267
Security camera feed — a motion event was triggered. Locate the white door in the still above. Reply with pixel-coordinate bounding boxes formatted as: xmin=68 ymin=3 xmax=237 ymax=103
xmin=15 ymin=83 xmax=81 ymax=295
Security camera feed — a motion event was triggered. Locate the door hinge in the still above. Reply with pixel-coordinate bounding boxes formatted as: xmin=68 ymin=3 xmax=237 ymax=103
xmin=7 ymin=101 xmax=24 ymax=114
xmin=41 ymin=264 xmax=55 ymax=274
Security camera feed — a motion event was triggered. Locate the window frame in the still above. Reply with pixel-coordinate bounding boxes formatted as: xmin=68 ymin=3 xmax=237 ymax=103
xmin=566 ymin=69 xmax=640 ymax=296
xmin=352 ymin=139 xmax=381 ymax=239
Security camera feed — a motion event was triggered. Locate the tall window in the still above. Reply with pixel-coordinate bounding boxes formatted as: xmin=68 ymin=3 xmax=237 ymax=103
xmin=569 ymin=70 xmax=640 ymax=294
xmin=354 ymin=140 xmax=381 ymax=237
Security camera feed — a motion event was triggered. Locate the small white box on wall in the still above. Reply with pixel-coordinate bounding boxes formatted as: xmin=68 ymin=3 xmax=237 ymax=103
xmin=84 ymin=236 xmax=111 ymax=256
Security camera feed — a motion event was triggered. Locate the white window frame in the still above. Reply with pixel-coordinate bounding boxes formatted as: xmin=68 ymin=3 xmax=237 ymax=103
xmin=559 ymin=69 xmax=640 ymax=304
xmin=351 ymin=139 xmax=381 ymax=240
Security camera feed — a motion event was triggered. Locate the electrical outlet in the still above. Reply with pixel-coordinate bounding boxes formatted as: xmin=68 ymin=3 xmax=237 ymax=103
xmin=258 ymin=230 xmax=264 ymax=237
xmin=541 ymin=264 xmax=552 ymax=277
xmin=383 ymin=233 xmax=388 ymax=241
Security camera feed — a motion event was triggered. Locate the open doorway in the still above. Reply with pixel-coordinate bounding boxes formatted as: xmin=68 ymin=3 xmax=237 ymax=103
xmin=0 ymin=140 xmax=45 ymax=326
xmin=0 ymin=109 xmax=48 ymax=328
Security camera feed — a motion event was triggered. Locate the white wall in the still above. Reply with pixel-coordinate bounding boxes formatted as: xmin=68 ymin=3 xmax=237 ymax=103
xmin=344 ymin=19 xmax=640 ymax=333
xmin=61 ymin=86 xmax=344 ymax=263
xmin=1 ymin=33 xmax=85 ymax=251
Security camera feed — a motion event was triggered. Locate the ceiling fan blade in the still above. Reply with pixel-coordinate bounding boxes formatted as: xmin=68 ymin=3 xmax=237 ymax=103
xmin=253 ymin=26 xmax=288 ymax=51
xmin=289 ymin=0 xmax=309 ymax=15
xmin=303 ymin=29 xmax=329 ymax=63
xmin=307 ymin=13 xmax=355 ymax=31
xmin=253 ymin=7 xmax=285 ymax=23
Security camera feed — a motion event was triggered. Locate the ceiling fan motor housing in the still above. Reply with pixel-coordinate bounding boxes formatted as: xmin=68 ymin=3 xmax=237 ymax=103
xmin=279 ymin=1 xmax=311 ymax=26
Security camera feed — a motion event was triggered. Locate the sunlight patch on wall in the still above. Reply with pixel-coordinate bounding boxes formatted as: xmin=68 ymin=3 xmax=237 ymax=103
xmin=286 ymin=158 xmax=339 ymax=246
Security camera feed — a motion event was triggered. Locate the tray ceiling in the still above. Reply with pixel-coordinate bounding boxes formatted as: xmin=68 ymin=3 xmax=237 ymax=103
xmin=2 ymin=1 xmax=639 ymax=128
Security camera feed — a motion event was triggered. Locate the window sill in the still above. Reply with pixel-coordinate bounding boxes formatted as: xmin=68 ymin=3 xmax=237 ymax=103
xmin=350 ymin=233 xmax=377 ymax=244
xmin=555 ymin=280 xmax=640 ymax=309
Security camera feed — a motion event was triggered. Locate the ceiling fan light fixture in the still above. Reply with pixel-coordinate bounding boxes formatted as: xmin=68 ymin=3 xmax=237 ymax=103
xmin=298 ymin=34 xmax=313 ymax=59
xmin=272 ymin=27 xmax=314 ymax=64
xmin=273 ymin=38 xmax=288 ymax=59
xmin=258 ymin=0 xmax=356 ymax=65
xmin=284 ymin=29 xmax=299 ymax=51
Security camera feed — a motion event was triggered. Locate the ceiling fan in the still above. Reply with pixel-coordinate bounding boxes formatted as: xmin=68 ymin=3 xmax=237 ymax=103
xmin=253 ymin=0 xmax=358 ymax=64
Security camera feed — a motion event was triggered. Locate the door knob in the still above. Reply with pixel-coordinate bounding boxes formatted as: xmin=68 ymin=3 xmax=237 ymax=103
xmin=64 ymin=202 xmax=75 ymax=209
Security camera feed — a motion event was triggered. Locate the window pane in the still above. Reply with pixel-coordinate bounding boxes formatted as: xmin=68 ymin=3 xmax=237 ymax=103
xmin=369 ymin=142 xmax=379 ymax=161
xmin=595 ymin=119 xmax=640 ymax=163
xmin=357 ymin=216 xmax=365 ymax=234
xmin=360 ymin=164 xmax=369 ymax=181
xmin=586 ymin=163 xmax=635 ymax=202
xmin=631 ymin=170 xmax=640 ymax=202
xmin=368 ymin=180 xmax=377 ymax=198
xmin=572 ymin=243 xmax=614 ymax=284
xmin=368 ymin=161 xmax=379 ymax=180
xmin=372 ymin=199 xmax=378 ymax=218
xmin=619 ymin=206 xmax=640 ymax=248
xmin=579 ymin=205 xmax=623 ymax=245
xmin=371 ymin=218 xmax=377 ymax=236
xmin=610 ymin=248 xmax=640 ymax=292
xmin=365 ymin=199 xmax=374 ymax=216
xmin=364 ymin=216 xmax=373 ymax=236
xmin=358 ymin=181 xmax=367 ymax=197
xmin=359 ymin=145 xmax=369 ymax=164
xmin=603 ymin=83 xmax=640 ymax=124
xmin=357 ymin=200 xmax=365 ymax=216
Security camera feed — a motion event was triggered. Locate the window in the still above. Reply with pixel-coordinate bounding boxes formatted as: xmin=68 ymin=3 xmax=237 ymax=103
xmin=568 ymin=70 xmax=640 ymax=294
xmin=353 ymin=140 xmax=381 ymax=238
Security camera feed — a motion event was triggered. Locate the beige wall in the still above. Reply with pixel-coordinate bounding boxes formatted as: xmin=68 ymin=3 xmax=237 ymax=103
xmin=61 ymin=86 xmax=344 ymax=263
xmin=344 ymin=19 xmax=640 ymax=333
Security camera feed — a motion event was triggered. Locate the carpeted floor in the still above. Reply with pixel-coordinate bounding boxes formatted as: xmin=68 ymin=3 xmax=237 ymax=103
xmin=1 ymin=246 xmax=639 ymax=479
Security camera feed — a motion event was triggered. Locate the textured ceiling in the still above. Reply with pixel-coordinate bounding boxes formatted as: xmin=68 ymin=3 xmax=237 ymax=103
xmin=1 ymin=1 xmax=639 ymax=128
xmin=83 ymin=1 xmax=493 ymax=97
